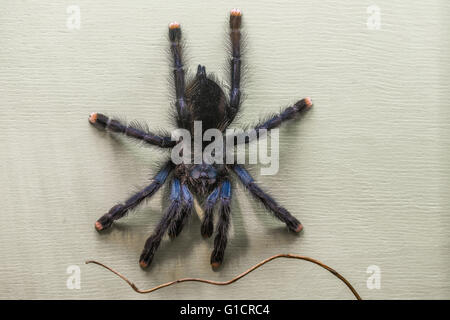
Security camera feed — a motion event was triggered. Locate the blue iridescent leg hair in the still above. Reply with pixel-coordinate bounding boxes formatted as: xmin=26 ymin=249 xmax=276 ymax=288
xmin=167 ymin=182 xmax=193 ymax=239
xmin=201 ymin=186 xmax=220 ymax=238
xmin=211 ymin=180 xmax=232 ymax=269
xmin=139 ymin=178 xmax=182 ymax=268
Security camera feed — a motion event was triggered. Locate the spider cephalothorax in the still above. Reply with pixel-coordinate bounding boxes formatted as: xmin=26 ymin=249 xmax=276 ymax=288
xmin=89 ymin=9 xmax=312 ymax=269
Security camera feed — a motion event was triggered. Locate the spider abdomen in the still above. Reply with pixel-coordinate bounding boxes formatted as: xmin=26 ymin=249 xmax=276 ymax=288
xmin=184 ymin=65 xmax=228 ymax=132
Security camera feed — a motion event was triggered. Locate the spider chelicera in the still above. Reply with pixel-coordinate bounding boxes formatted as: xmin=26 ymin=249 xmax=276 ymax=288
xmin=89 ymin=9 xmax=313 ymax=269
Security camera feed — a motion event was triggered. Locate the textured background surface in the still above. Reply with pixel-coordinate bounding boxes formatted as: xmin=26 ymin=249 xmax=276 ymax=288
xmin=0 ymin=0 xmax=449 ymax=299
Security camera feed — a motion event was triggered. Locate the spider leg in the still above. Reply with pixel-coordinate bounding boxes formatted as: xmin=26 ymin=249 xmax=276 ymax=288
xmin=95 ymin=161 xmax=174 ymax=231
xmin=210 ymin=180 xmax=232 ymax=269
xmin=231 ymin=164 xmax=303 ymax=233
xmin=168 ymin=22 xmax=190 ymax=127
xmin=236 ymin=98 xmax=313 ymax=144
xmin=227 ymin=8 xmax=242 ymax=122
xmin=201 ymin=186 xmax=220 ymax=238
xmin=255 ymin=98 xmax=312 ymax=132
xmin=167 ymin=182 xmax=193 ymax=239
xmin=139 ymin=178 xmax=183 ymax=268
xmin=88 ymin=113 xmax=175 ymax=148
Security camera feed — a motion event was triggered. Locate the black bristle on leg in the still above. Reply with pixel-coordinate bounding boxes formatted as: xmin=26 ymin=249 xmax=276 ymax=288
xmin=210 ymin=180 xmax=232 ymax=269
xmin=233 ymin=98 xmax=313 ymax=144
xmin=95 ymin=204 xmax=123 ymax=231
xmin=95 ymin=162 xmax=174 ymax=231
xmin=168 ymin=183 xmax=193 ymax=239
xmin=139 ymin=178 xmax=182 ymax=268
xmin=168 ymin=22 xmax=190 ymax=128
xmin=88 ymin=113 xmax=175 ymax=148
xmin=254 ymin=98 xmax=312 ymax=133
xmin=227 ymin=8 xmax=243 ymax=123
xmin=232 ymin=165 xmax=303 ymax=233
xmin=201 ymin=186 xmax=220 ymax=238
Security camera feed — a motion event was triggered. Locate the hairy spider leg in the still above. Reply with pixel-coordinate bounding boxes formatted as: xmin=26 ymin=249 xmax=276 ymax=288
xmin=234 ymin=97 xmax=313 ymax=144
xmin=210 ymin=180 xmax=232 ymax=269
xmin=255 ymin=98 xmax=312 ymax=132
xmin=88 ymin=113 xmax=175 ymax=148
xmin=169 ymin=22 xmax=190 ymax=128
xmin=94 ymin=161 xmax=174 ymax=231
xmin=167 ymin=182 xmax=194 ymax=239
xmin=227 ymin=8 xmax=242 ymax=123
xmin=201 ymin=186 xmax=220 ymax=238
xmin=139 ymin=178 xmax=182 ymax=268
xmin=232 ymin=164 xmax=303 ymax=233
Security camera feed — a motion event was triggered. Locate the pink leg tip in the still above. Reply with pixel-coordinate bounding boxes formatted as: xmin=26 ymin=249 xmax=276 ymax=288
xmin=305 ymin=97 xmax=312 ymax=108
xmin=89 ymin=113 xmax=98 ymax=124
xmin=94 ymin=221 xmax=103 ymax=231
xmin=169 ymin=21 xmax=180 ymax=29
xmin=230 ymin=8 xmax=242 ymax=16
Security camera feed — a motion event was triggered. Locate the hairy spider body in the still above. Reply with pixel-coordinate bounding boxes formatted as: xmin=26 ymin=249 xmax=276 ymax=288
xmin=89 ymin=9 xmax=312 ymax=269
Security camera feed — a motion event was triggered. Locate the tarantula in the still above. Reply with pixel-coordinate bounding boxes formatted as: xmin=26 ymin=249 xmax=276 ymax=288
xmin=89 ymin=9 xmax=312 ymax=269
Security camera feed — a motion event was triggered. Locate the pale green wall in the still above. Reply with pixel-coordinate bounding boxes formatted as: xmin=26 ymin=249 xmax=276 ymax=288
xmin=0 ymin=0 xmax=449 ymax=299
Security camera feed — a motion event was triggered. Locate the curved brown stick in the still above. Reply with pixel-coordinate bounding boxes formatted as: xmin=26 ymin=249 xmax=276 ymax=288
xmin=86 ymin=253 xmax=362 ymax=300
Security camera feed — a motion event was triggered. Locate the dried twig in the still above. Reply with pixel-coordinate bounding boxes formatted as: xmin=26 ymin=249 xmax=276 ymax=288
xmin=86 ymin=253 xmax=362 ymax=299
